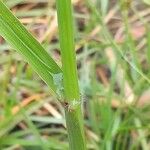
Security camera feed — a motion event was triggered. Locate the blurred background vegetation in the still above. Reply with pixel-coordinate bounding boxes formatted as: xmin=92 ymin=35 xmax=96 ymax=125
xmin=1 ymin=0 xmax=150 ymax=149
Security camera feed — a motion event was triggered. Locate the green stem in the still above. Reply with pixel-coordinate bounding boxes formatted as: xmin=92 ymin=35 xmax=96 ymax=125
xmin=56 ymin=0 xmax=86 ymax=149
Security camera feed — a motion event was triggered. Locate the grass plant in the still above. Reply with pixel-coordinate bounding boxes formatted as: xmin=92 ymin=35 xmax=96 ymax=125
xmin=1 ymin=0 xmax=150 ymax=150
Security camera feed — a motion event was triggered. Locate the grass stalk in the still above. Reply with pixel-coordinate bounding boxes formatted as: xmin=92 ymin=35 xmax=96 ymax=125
xmin=56 ymin=0 xmax=86 ymax=149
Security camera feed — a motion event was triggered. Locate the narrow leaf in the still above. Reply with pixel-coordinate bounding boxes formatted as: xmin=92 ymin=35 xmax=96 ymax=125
xmin=0 ymin=1 xmax=62 ymax=94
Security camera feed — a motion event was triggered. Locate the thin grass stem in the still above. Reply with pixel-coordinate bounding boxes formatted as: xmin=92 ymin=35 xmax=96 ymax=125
xmin=56 ymin=0 xmax=86 ymax=149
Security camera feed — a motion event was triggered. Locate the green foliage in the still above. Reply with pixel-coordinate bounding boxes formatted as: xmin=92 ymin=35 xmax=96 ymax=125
xmin=0 ymin=0 xmax=86 ymax=149
xmin=1 ymin=0 xmax=150 ymax=149
xmin=0 ymin=1 xmax=62 ymax=95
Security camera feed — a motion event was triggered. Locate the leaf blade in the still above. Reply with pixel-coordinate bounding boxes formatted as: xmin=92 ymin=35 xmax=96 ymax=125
xmin=0 ymin=1 xmax=62 ymax=93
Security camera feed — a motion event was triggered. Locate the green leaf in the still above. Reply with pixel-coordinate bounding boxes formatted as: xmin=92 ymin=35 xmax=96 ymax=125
xmin=0 ymin=1 xmax=62 ymax=94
